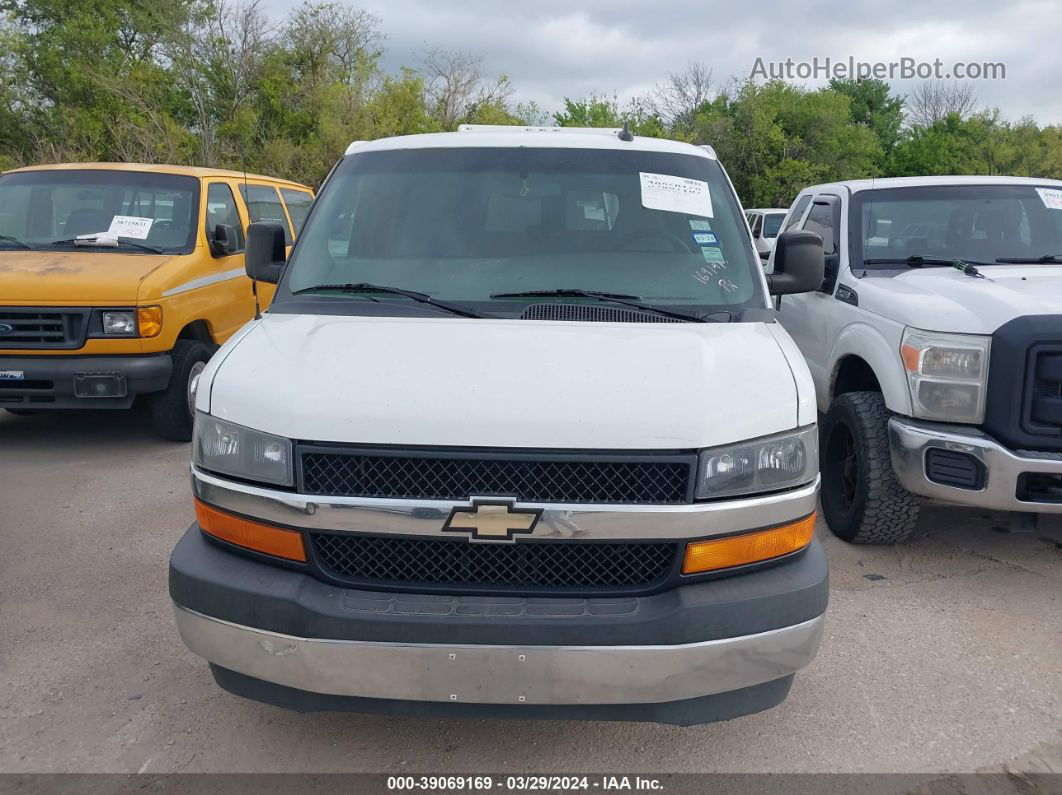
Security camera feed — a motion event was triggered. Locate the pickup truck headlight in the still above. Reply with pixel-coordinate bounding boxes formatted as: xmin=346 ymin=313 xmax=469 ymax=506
xmin=192 ymin=413 xmax=293 ymax=486
xmin=696 ymin=427 xmax=818 ymax=500
xmin=901 ymin=329 xmax=990 ymax=423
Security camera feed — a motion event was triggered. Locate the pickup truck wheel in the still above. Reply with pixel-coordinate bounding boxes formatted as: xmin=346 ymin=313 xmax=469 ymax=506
xmin=820 ymin=391 xmax=920 ymax=544
xmin=150 ymin=340 xmax=213 ymax=442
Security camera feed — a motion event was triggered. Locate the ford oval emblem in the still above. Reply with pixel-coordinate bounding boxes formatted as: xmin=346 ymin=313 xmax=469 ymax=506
xmin=0 ymin=323 xmax=13 ymax=334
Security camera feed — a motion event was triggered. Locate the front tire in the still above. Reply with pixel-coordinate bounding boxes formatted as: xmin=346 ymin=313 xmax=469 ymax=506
xmin=151 ymin=340 xmax=213 ymax=442
xmin=819 ymin=391 xmax=920 ymax=544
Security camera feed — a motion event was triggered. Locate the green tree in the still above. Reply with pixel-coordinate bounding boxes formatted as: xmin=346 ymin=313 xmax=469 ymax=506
xmin=828 ymin=78 xmax=904 ymax=159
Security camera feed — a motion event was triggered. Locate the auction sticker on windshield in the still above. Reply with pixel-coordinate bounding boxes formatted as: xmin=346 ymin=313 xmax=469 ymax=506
xmin=640 ymin=172 xmax=713 ymax=217
xmin=107 ymin=215 xmax=154 ymax=240
xmin=1036 ymin=188 xmax=1062 ymax=211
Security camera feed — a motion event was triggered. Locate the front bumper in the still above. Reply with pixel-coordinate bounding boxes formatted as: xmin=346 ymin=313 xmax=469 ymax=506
xmin=0 ymin=354 xmax=171 ymax=409
xmin=890 ymin=417 xmax=1062 ymax=512
xmin=170 ymin=526 xmax=828 ymax=723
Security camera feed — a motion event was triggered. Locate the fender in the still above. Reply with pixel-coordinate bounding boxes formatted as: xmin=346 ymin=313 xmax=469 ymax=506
xmin=828 ymin=321 xmax=912 ymax=415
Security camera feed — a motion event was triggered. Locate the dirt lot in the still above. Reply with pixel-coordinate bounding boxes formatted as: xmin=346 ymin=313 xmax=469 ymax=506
xmin=1 ymin=406 xmax=1060 ymax=776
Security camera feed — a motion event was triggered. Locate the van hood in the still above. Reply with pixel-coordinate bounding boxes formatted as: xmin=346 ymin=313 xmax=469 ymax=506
xmin=206 ymin=313 xmax=804 ymax=450
xmin=0 ymin=250 xmax=175 ymax=303
xmin=858 ymin=264 xmax=1062 ymax=334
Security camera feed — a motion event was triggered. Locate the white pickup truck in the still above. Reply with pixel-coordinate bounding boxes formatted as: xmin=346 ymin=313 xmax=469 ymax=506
xmin=774 ymin=176 xmax=1062 ymax=543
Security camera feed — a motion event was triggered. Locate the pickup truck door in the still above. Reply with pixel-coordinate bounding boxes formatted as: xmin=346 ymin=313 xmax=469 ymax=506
xmin=776 ymin=193 xmax=846 ymax=408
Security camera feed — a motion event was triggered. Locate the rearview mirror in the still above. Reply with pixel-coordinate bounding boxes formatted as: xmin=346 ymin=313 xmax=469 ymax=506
xmin=210 ymin=223 xmax=239 ymax=257
xmin=766 ymin=230 xmax=825 ymax=295
xmin=245 ymin=222 xmax=286 ymax=284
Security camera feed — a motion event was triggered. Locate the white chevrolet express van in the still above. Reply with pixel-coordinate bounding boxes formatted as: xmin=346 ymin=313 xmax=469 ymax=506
xmin=169 ymin=126 xmax=828 ymax=725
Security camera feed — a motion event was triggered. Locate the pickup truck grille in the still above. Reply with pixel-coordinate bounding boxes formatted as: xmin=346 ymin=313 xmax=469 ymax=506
xmin=0 ymin=308 xmax=89 ymax=349
xmin=984 ymin=317 xmax=1062 ymax=452
xmin=298 ymin=447 xmax=696 ymax=504
xmin=1026 ymin=348 xmax=1062 ymax=433
xmin=311 ymin=533 xmax=678 ymax=593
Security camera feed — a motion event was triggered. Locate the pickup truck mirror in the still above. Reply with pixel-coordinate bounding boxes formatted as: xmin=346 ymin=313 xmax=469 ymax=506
xmin=245 ymin=222 xmax=286 ymax=284
xmin=210 ymin=223 xmax=239 ymax=258
xmin=766 ymin=230 xmax=825 ymax=295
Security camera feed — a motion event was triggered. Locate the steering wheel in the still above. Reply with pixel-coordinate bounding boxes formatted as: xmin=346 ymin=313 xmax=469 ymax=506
xmin=614 ymin=230 xmax=692 ymax=253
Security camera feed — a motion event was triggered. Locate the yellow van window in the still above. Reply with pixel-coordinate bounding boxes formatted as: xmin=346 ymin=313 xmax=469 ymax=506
xmin=0 ymin=169 xmax=199 ymax=253
xmin=239 ymin=184 xmax=292 ymax=244
xmin=280 ymin=188 xmax=313 ymax=235
xmin=206 ymin=183 xmax=245 ymax=251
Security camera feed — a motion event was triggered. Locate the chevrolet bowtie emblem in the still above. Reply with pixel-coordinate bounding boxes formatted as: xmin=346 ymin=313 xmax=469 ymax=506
xmin=443 ymin=499 xmax=542 ymax=540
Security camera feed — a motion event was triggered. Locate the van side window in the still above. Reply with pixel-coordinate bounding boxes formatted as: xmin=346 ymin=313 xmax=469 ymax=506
xmin=750 ymin=214 xmax=762 ymax=236
xmin=205 ymin=183 xmax=245 ymax=253
xmin=803 ymin=201 xmax=837 ymax=255
xmin=280 ymin=189 xmax=313 ymax=235
xmin=239 ymin=184 xmax=292 ymax=244
xmin=783 ymin=195 xmax=813 ymax=233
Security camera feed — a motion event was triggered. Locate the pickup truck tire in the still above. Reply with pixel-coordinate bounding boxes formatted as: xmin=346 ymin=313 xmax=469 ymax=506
xmin=150 ymin=340 xmax=213 ymax=442
xmin=820 ymin=391 xmax=920 ymax=544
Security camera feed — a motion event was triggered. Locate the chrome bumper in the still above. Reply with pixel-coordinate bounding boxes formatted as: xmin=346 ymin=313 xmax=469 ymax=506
xmin=190 ymin=466 xmax=820 ymax=541
xmin=889 ymin=417 xmax=1062 ymax=512
xmin=174 ymin=605 xmax=824 ymax=705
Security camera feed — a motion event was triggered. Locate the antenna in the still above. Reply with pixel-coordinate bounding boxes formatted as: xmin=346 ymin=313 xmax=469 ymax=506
xmin=618 ymin=121 xmax=634 ymax=142
xmin=242 ymin=163 xmax=262 ymax=321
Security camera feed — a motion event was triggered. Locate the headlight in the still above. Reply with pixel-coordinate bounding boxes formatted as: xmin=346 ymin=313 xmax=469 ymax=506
xmin=696 ymin=427 xmax=818 ymax=500
xmin=102 ymin=311 xmax=136 ymax=335
xmin=192 ymin=413 xmax=293 ymax=486
xmin=901 ymin=328 xmax=990 ymax=423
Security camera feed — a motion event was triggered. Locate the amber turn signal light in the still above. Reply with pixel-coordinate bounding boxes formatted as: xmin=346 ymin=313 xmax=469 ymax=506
xmin=137 ymin=305 xmax=163 ymax=338
xmin=194 ymin=498 xmax=306 ymax=562
xmin=682 ymin=513 xmax=816 ymax=575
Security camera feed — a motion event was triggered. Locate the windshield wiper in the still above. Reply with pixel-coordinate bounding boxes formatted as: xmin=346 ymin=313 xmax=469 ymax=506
xmin=49 ymin=236 xmax=166 ymax=254
xmin=291 ymin=282 xmax=488 ymax=319
xmin=490 ymin=288 xmax=726 ymax=323
xmin=0 ymin=234 xmax=33 ymax=250
xmin=863 ymin=255 xmax=989 ymax=278
xmin=995 ymin=254 xmax=1062 ymax=264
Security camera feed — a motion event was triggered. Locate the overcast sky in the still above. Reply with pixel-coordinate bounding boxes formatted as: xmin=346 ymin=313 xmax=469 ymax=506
xmin=266 ymin=0 xmax=1061 ymax=124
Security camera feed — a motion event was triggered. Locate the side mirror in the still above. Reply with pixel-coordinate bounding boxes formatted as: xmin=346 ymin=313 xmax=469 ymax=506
xmin=766 ymin=230 xmax=825 ymax=295
xmin=759 ymin=249 xmax=771 ymax=262
xmin=210 ymin=223 xmax=239 ymax=257
xmin=245 ymin=222 xmax=286 ymax=284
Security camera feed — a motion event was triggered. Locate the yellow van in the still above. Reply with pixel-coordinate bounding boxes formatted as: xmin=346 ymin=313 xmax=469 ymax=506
xmin=0 ymin=163 xmax=313 ymax=440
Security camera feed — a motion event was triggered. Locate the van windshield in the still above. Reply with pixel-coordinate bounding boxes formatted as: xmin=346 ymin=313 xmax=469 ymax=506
xmin=856 ymin=184 xmax=1062 ymax=267
xmin=0 ymin=169 xmax=200 ymax=254
xmin=763 ymin=213 xmax=785 ymax=239
xmin=282 ymin=147 xmax=765 ymax=316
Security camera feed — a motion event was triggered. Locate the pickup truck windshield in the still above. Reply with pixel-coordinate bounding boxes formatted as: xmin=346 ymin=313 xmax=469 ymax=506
xmin=282 ymin=147 xmax=764 ymax=316
xmin=856 ymin=184 xmax=1062 ymax=267
xmin=0 ymin=169 xmax=199 ymax=254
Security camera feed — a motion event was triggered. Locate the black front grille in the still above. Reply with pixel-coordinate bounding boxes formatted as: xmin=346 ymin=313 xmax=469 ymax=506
xmin=300 ymin=448 xmax=694 ymax=504
xmin=520 ymin=303 xmax=684 ymax=323
xmin=1027 ymin=348 xmax=1062 ymax=433
xmin=0 ymin=308 xmax=89 ymax=349
xmin=984 ymin=317 xmax=1062 ymax=452
xmin=311 ymin=533 xmax=678 ymax=592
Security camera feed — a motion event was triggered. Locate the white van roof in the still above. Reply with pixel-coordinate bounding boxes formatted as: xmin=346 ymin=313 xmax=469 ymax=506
xmin=344 ymin=127 xmax=716 ymax=159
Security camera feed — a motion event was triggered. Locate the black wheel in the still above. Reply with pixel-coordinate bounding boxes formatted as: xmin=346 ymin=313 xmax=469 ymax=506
xmin=150 ymin=339 xmax=213 ymax=442
xmin=820 ymin=391 xmax=920 ymax=544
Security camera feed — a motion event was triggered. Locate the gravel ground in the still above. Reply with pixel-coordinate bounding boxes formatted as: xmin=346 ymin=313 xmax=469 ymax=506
xmin=1 ymin=406 xmax=1060 ymax=776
